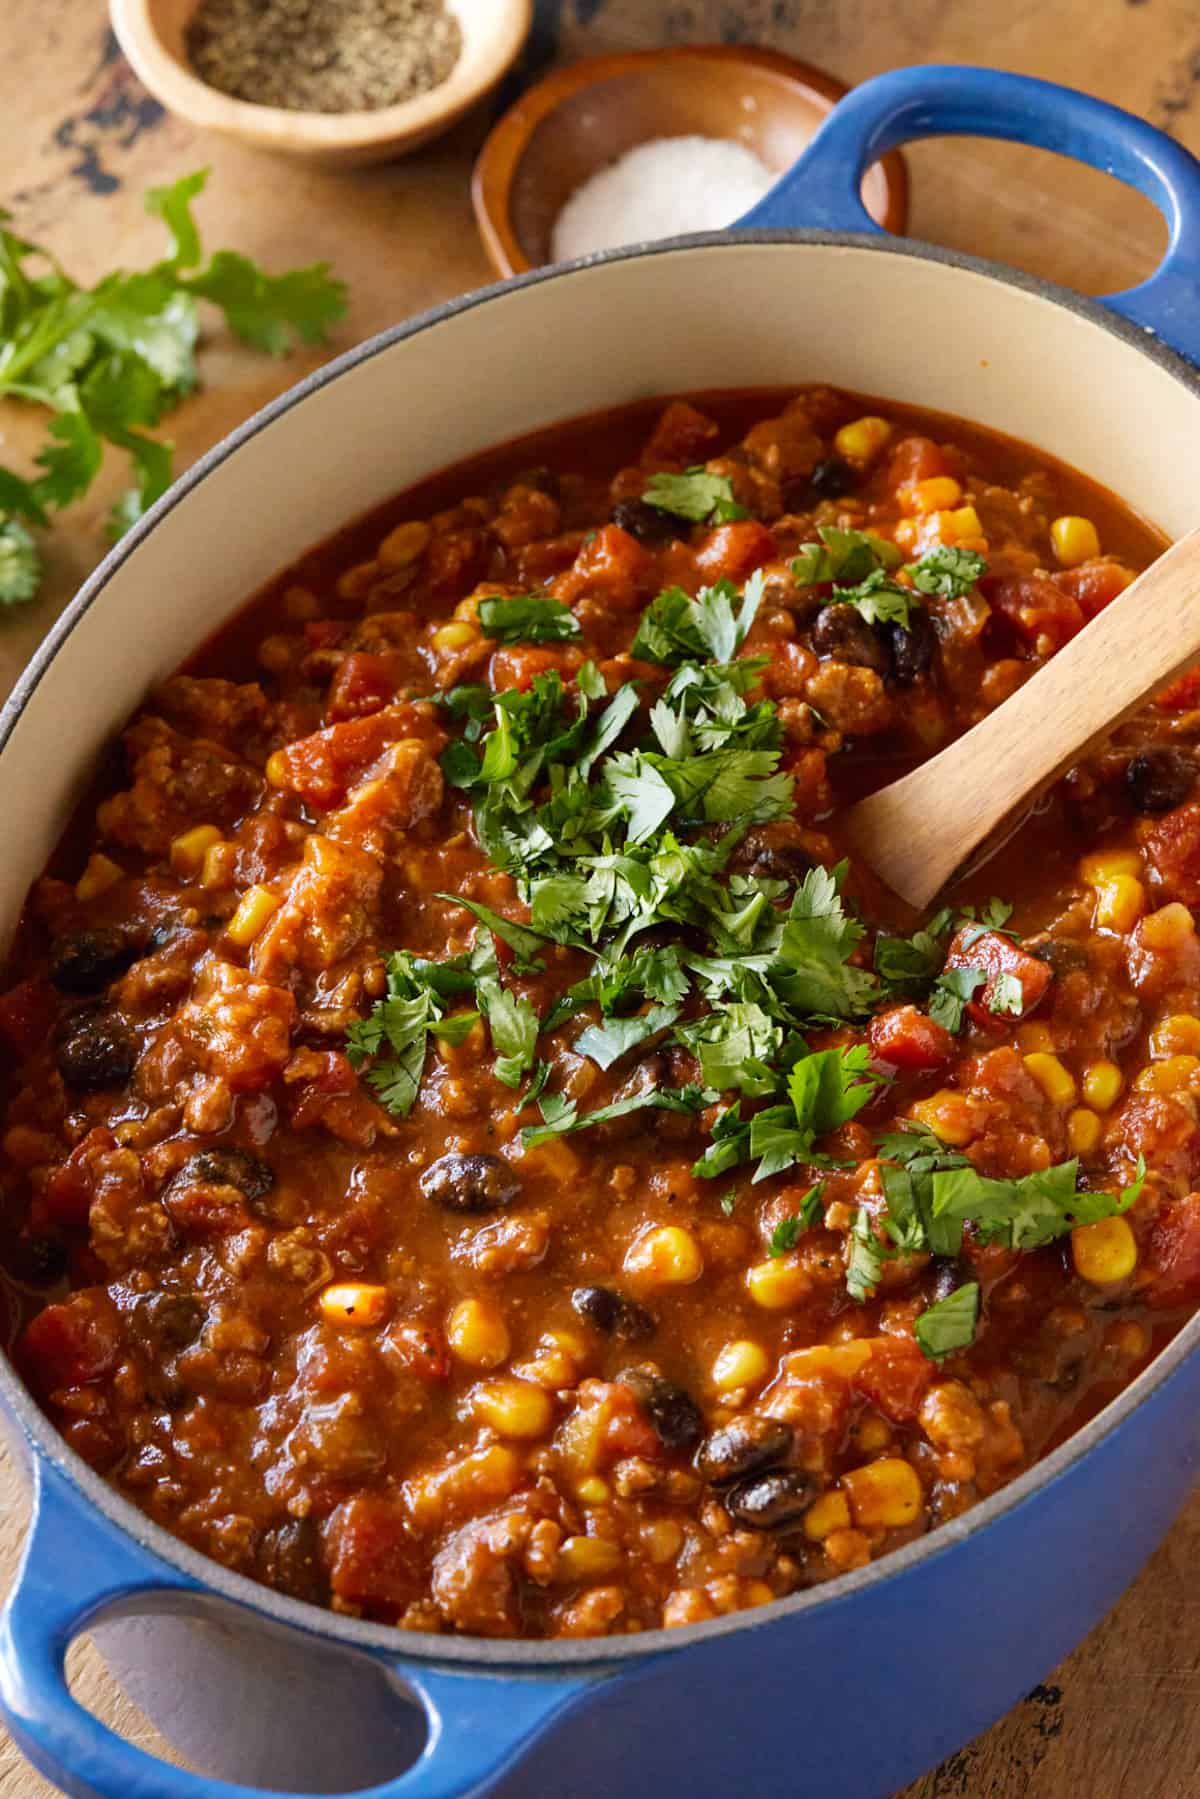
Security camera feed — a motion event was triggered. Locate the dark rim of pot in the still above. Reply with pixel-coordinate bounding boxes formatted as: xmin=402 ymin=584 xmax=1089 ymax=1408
xmin=2 ymin=226 xmax=1199 ymax=1673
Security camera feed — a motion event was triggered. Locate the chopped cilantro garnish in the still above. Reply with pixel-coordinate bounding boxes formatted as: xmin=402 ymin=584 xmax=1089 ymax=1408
xmin=928 ymin=966 xmax=985 ymax=1034
xmin=631 ymin=573 xmax=765 ymax=666
xmin=846 ymin=1205 xmax=887 ymax=1301
xmin=477 ymin=594 xmax=582 ymax=645
xmin=768 ymin=1216 xmax=802 ymax=1257
xmin=0 ymin=517 xmax=40 ymax=605
xmin=906 ymin=545 xmax=987 ymax=600
xmin=988 ymin=971 xmax=1025 ymax=1017
xmin=574 ymin=1003 xmax=681 ymax=1071
xmin=346 ymin=951 xmax=480 ymax=1118
xmin=642 ymin=467 xmax=749 ymax=524
xmin=915 ymin=1282 xmax=981 ymax=1360
xmin=791 ymin=526 xmax=902 ymax=587
xmin=520 ymin=1084 xmax=712 ymax=1148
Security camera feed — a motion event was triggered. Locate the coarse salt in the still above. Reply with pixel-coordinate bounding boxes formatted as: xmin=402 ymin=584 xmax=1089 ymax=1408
xmin=550 ymin=134 xmax=778 ymax=261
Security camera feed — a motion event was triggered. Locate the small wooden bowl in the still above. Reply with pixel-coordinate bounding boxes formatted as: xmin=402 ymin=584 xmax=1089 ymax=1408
xmin=473 ymin=46 xmax=908 ymax=277
xmin=109 ymin=0 xmax=532 ymax=168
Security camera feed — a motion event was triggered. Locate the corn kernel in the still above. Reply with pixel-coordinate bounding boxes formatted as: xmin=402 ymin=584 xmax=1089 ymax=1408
xmin=318 ymin=1282 xmax=391 ymax=1327
xmin=624 ymin=1224 xmax=703 ymax=1288
xmin=265 ymin=750 xmax=290 ymax=789
xmin=1072 ymin=1215 xmax=1138 ymax=1285
xmin=904 ymin=475 xmax=963 ymax=514
xmin=432 ymin=620 xmax=479 ymax=653
xmin=555 ymin=1536 xmax=623 ymax=1582
xmin=803 ymin=1490 xmax=852 ymax=1542
xmin=1023 ymin=1052 xmax=1078 ymax=1107
xmin=454 ymin=594 xmax=482 ymax=622
xmin=378 ymin=520 xmax=431 ymax=570
xmin=742 ymin=1581 xmax=776 ymax=1608
xmin=1140 ymin=902 xmax=1197 ymax=951
xmin=201 ymin=842 xmax=234 ymax=891
xmin=834 ymin=415 xmax=893 ymax=465
xmin=1067 ymin=1107 xmax=1103 ymax=1155
xmin=283 ymin=586 xmax=319 ymax=621
xmin=472 ymin=1377 xmax=554 ymax=1439
xmin=1016 ymin=1023 xmax=1056 ymax=1054
xmin=855 ymin=1414 xmax=892 ymax=1453
xmin=226 ymin=884 xmax=280 ymax=948
xmin=1106 ymin=1320 xmax=1149 ymax=1358
xmin=824 ymin=1528 xmax=872 ymax=1571
xmin=170 ymin=824 xmax=223 ymax=878
xmin=842 ymin=1457 xmax=924 ymax=1529
xmin=1082 ymin=1059 xmax=1122 ymax=1112
xmin=576 ymin=1478 xmax=610 ymax=1505
xmin=1080 ymin=849 xmax=1142 ymax=884
xmin=1134 ymin=1053 xmax=1200 ymax=1094
xmin=931 ymin=504 xmax=983 ymax=544
xmin=712 ymin=1339 xmax=770 ymax=1392
xmin=1150 ymin=1013 xmax=1200 ymax=1058
xmin=746 ymin=1255 xmax=810 ymax=1310
xmin=909 ymin=1090 xmax=975 ymax=1147
xmin=75 ymin=854 xmax=123 ymax=902
xmin=447 ymin=1298 xmax=510 ymax=1370
xmin=1093 ymin=876 xmax=1144 ymax=934
xmin=337 ymin=560 xmax=379 ymax=601
xmin=1051 ymin=515 xmax=1101 ymax=567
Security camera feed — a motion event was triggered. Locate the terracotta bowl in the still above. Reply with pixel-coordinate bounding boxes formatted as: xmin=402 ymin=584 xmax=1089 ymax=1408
xmin=472 ymin=45 xmax=908 ymax=276
xmin=108 ymin=0 xmax=532 ymax=168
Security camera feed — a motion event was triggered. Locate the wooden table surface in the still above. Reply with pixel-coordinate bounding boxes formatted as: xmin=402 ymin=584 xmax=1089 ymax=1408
xmin=2 ymin=2 xmax=1199 ymax=1794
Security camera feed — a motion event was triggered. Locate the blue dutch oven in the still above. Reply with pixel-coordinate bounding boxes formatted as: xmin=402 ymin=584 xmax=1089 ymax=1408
xmin=3 ymin=64 xmax=1200 ymax=1799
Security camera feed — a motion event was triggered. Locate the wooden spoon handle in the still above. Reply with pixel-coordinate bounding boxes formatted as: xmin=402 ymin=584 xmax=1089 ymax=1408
xmin=843 ymin=526 xmax=1200 ymax=910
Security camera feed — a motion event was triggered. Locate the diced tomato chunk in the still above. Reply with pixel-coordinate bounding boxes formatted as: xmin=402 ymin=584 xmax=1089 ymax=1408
xmin=642 ymin=401 xmax=719 ymax=468
xmin=763 ymin=639 xmax=817 ymax=699
xmin=272 ymin=705 xmax=438 ymax=809
xmin=868 ymin=1005 xmax=955 ymax=1072
xmin=303 ymin=619 xmax=345 ymax=651
xmin=1052 ymin=558 xmax=1135 ymax=620
xmin=18 ymin=1289 xmax=121 ymax=1391
xmin=489 ymin=644 xmax=580 ymax=693
xmin=885 ymin=435 xmax=947 ymax=492
xmin=42 ymin=1127 xmax=115 ymax=1228
xmin=327 ymin=652 xmax=399 ymax=722
xmin=0 ymin=977 xmax=55 ymax=1057
xmin=1157 ymin=668 xmax=1200 ymax=712
xmin=854 ymin=1336 xmax=934 ymax=1423
xmin=384 ymin=1319 xmax=452 ymax=1383
xmin=986 ymin=575 xmax=1085 ymax=652
xmin=693 ymin=520 xmax=776 ymax=585
xmin=1145 ymin=1192 xmax=1200 ymax=1309
xmin=327 ymin=1493 xmax=415 ymax=1608
xmin=1141 ymin=801 xmax=1200 ymax=904
xmin=552 ymin=525 xmax=654 ymax=612
xmin=943 ymin=927 xmax=1052 ymax=1028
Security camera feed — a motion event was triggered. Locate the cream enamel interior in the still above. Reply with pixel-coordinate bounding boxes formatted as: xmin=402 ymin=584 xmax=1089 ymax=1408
xmin=3 ymin=239 xmax=1194 ymax=951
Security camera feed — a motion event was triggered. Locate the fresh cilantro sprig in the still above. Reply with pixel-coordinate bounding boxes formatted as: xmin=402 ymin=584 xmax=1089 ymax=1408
xmin=642 ymin=467 xmax=749 ymax=524
xmin=789 ymin=526 xmax=986 ymax=638
xmin=631 ymin=572 xmax=765 ymax=666
xmin=0 ymin=168 xmax=346 ymax=603
xmin=477 ymin=594 xmax=582 ymax=645
xmin=915 ymin=1282 xmax=981 ymax=1360
xmin=345 ymin=951 xmax=480 ymax=1117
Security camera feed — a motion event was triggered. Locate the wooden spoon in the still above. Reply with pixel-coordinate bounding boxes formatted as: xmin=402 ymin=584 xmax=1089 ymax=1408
xmin=842 ymin=527 xmax=1200 ymax=910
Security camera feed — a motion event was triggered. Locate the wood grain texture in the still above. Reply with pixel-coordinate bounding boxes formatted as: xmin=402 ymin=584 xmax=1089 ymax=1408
xmin=1 ymin=2 xmax=1199 ymax=1794
xmin=847 ymin=529 xmax=1200 ymax=907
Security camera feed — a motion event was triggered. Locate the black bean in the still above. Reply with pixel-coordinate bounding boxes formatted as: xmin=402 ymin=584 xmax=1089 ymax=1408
xmin=132 ymin=1291 xmax=206 ymax=1352
xmin=696 ymin=1417 xmax=794 ymax=1485
xmin=734 ymin=824 xmax=816 ymax=883
xmin=7 ymin=1233 xmax=68 ymax=1286
xmin=1027 ymin=936 xmax=1087 ymax=975
xmin=806 ymin=455 xmax=859 ymax=501
xmin=619 ymin=1365 xmax=704 ymax=1453
xmin=181 ymin=1148 xmax=276 ymax=1203
xmin=886 ymin=608 xmax=937 ymax=685
xmin=571 ymin=1285 xmax=656 ymax=1342
xmin=1126 ymin=747 xmax=1197 ymax=814
xmin=256 ymin=1517 xmax=329 ymax=1607
xmin=928 ymin=1256 xmax=970 ymax=1306
xmin=724 ymin=1469 xmax=816 ymax=1531
xmin=420 ymin=1152 xmax=521 ymax=1214
xmin=54 ymin=1009 xmax=137 ymax=1091
xmin=49 ymin=928 xmax=141 ymax=995
xmin=610 ymin=497 xmax=680 ymax=546
xmin=810 ymin=604 xmax=890 ymax=673
xmin=514 ymin=465 xmax=560 ymax=499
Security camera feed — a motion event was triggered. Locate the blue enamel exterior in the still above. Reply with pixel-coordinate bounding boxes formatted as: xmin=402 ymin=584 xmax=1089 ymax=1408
xmin=738 ymin=64 xmax=1200 ymax=364
xmin=4 ymin=62 xmax=1200 ymax=1799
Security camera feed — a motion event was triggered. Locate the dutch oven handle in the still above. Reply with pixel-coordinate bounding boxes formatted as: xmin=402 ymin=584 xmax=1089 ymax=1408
xmin=737 ymin=63 xmax=1200 ymax=365
xmin=0 ymin=1457 xmax=600 ymax=1799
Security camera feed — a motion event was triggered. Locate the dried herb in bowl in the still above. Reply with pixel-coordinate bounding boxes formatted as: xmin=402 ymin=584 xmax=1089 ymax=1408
xmin=186 ymin=0 xmax=463 ymax=114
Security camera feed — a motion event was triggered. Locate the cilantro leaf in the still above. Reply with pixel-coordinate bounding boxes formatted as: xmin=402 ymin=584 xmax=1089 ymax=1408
xmin=928 ymin=1155 xmax=1145 ymax=1255
xmin=769 ymin=1215 xmax=802 ymax=1257
xmin=789 ymin=1042 xmax=881 ymax=1138
xmin=477 ymin=593 xmax=582 ymax=645
xmin=435 ymin=894 xmax=549 ymax=965
xmin=144 ymin=168 xmax=208 ymax=269
xmin=928 ymin=965 xmax=985 ymax=1033
xmin=631 ymin=575 xmax=763 ymax=666
xmin=915 ymin=1282 xmax=981 ymax=1361
xmin=184 ymin=250 xmax=346 ymax=354
xmin=574 ymin=1003 xmax=680 ymax=1071
xmin=775 ymin=862 xmax=877 ymax=1020
xmin=681 ymin=1001 xmax=782 ymax=1097
xmin=988 ymin=971 xmax=1025 ymax=1017
xmin=906 ymin=545 xmax=987 ymax=600
xmin=791 ymin=525 xmax=902 ymax=587
xmin=521 ymin=1084 xmax=711 ymax=1147
xmin=477 ymin=978 xmax=540 ymax=1087
xmin=832 ymin=566 xmax=917 ymax=629
xmin=642 ymin=467 xmax=748 ymax=523
xmin=0 ymin=517 xmax=41 ymax=604
xmin=846 ymin=1205 xmax=888 ymax=1301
